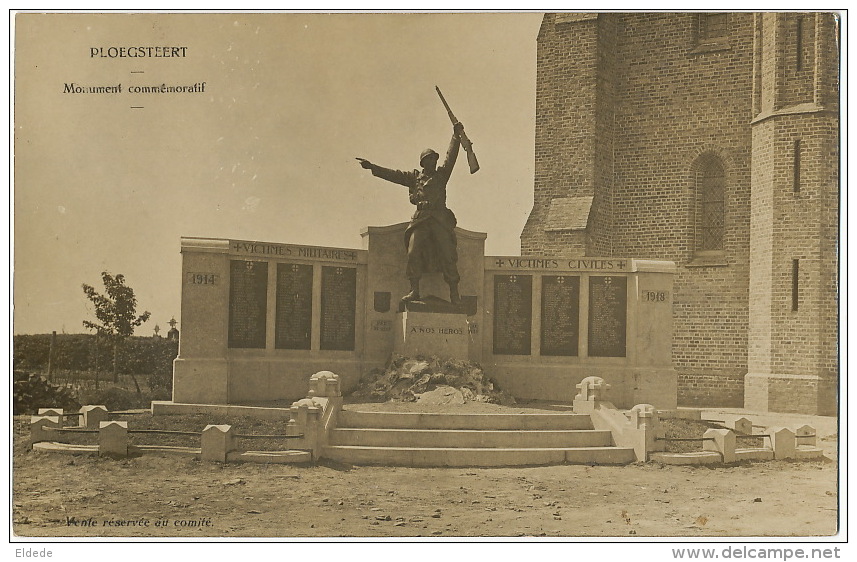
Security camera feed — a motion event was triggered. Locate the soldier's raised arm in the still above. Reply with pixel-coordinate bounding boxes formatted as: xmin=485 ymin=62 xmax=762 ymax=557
xmin=439 ymin=122 xmax=464 ymax=176
xmin=356 ymin=158 xmax=416 ymax=187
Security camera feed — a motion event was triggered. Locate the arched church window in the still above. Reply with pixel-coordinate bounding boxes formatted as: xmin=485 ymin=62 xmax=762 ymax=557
xmin=695 ymin=156 xmax=726 ymax=255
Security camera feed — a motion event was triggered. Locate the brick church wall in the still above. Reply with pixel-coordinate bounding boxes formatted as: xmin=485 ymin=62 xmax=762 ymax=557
xmin=525 ymin=13 xmax=756 ymax=406
xmin=523 ymin=13 xmax=838 ymax=408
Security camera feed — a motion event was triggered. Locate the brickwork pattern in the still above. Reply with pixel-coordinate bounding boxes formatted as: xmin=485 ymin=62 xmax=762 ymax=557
xmin=767 ymin=376 xmax=837 ymax=415
xmin=748 ymin=120 xmax=775 ymax=376
xmin=677 ymin=372 xmax=745 ymax=407
xmin=763 ymin=116 xmax=838 ymax=377
xmin=589 ymin=14 xmax=618 ymax=256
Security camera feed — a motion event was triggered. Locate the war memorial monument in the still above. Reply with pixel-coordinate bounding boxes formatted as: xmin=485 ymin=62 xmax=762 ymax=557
xmin=163 ymin=93 xmax=679 ymax=414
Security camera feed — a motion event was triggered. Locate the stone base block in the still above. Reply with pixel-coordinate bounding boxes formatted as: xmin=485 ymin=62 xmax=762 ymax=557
xmin=744 ymin=373 xmax=837 ymax=415
xmin=99 ymin=421 xmax=128 ymax=458
xmin=650 ymin=451 xmax=723 ymax=465
xmin=631 ymin=368 xmax=678 ymax=410
xmin=394 ymin=310 xmax=469 ymax=360
xmin=172 ymin=358 xmax=228 ymax=404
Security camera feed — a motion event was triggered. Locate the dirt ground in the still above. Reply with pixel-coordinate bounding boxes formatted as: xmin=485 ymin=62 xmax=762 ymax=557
xmin=11 ymin=405 xmax=840 ymax=539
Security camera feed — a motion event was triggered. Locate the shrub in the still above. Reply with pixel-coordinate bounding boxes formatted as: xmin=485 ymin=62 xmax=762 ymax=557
xmin=13 ymin=371 xmax=81 ymax=415
xmin=75 ymin=386 xmax=144 ymax=411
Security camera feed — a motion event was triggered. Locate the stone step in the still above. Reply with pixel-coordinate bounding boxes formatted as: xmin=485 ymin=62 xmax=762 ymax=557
xmin=330 ymin=428 xmax=613 ymax=448
xmin=338 ymin=411 xmax=593 ymax=430
xmin=650 ymin=451 xmax=723 ymax=465
xmin=227 ymin=450 xmax=312 ymax=464
xmin=323 ymin=445 xmax=636 ymax=467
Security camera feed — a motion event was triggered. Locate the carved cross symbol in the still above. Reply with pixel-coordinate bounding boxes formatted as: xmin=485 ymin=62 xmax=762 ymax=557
xmin=604 ymin=276 xmax=612 ymax=286
xmin=168 ymin=317 xmax=177 ymax=328
xmin=495 ymin=259 xmax=505 ymax=268
xmin=510 ymin=275 xmax=517 ymax=283
xmin=245 ymin=261 xmax=255 ymax=272
xmin=557 ymin=276 xmax=565 ymax=284
xmin=292 ymin=264 xmax=299 ymax=272
xmin=336 ymin=267 xmax=343 ymax=275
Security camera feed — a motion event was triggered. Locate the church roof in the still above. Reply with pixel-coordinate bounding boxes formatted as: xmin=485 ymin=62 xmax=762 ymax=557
xmin=544 ymin=196 xmax=593 ymax=232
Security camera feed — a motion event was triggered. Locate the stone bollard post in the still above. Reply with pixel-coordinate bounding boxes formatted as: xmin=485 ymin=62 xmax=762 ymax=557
xmin=201 ymin=425 xmax=235 ymax=463
xmin=99 ymin=421 xmax=129 ymax=458
xmin=286 ymin=419 xmax=301 ymax=438
xmin=573 ymin=376 xmax=611 ymax=414
xmin=30 ymin=415 xmax=61 ymax=444
xmin=703 ymin=428 xmax=736 ymax=463
xmin=290 ymin=398 xmax=323 ymax=460
xmin=767 ymin=427 xmax=796 ymax=459
xmin=730 ymin=417 xmax=753 ymax=435
xmin=37 ymin=408 xmax=64 ymax=428
xmin=795 ymin=425 xmax=816 ymax=448
xmin=79 ymin=405 xmax=109 ymax=429
xmin=629 ymin=403 xmax=663 ymax=458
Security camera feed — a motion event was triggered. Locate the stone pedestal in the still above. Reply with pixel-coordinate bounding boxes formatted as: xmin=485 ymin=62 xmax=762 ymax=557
xmin=30 ymin=415 xmax=61 ymax=444
xmin=703 ymin=428 xmax=736 ymax=463
xmin=79 ymin=405 xmax=108 ymax=429
xmin=99 ymin=421 xmax=128 ymax=458
xmin=394 ymin=300 xmax=469 ymax=360
xmin=201 ymin=424 xmax=235 ymax=462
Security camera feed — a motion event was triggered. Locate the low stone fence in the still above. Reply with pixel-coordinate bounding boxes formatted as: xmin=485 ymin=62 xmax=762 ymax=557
xmin=28 ymin=406 xmax=310 ymax=464
xmin=571 ymin=376 xmax=824 ymax=464
xmin=29 ymin=373 xmax=824 ymax=466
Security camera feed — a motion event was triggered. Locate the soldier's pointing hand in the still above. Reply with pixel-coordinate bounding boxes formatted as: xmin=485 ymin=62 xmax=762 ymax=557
xmin=356 ymin=158 xmax=373 ymax=169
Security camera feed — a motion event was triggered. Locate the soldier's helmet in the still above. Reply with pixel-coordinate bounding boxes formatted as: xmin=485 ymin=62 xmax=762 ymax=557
xmin=420 ymin=148 xmax=439 ymax=166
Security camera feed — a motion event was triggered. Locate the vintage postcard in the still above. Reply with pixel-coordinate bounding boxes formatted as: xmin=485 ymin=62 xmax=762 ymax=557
xmin=10 ymin=11 xmax=845 ymax=556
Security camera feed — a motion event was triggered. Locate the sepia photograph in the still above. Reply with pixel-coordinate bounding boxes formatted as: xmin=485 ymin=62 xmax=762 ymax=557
xmin=8 ymin=9 xmax=846 ymax=556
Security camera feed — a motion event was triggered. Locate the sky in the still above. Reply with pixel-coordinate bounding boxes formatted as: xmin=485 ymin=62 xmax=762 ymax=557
xmin=12 ymin=12 xmax=544 ymax=335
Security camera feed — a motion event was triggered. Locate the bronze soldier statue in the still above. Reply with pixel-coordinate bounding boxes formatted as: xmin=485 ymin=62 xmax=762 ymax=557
xmin=357 ymin=121 xmax=466 ymax=305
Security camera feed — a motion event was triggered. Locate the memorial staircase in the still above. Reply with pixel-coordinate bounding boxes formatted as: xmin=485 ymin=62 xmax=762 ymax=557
xmin=322 ymin=409 xmax=637 ymax=467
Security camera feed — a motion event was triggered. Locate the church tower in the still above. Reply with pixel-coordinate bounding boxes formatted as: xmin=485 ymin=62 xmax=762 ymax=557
xmin=745 ymin=13 xmax=839 ymax=414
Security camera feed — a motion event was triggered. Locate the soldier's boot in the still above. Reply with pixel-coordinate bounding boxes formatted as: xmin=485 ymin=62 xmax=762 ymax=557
xmin=401 ymin=278 xmax=421 ymax=302
xmin=449 ymin=282 xmax=461 ymax=305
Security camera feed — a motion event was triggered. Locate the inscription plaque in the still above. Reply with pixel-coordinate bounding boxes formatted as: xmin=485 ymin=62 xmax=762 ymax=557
xmin=275 ymin=263 xmax=313 ymax=350
xmin=320 ymin=266 xmax=357 ymax=351
xmin=588 ymin=276 xmax=627 ymax=357
xmin=540 ymin=275 xmax=580 ymax=356
xmin=228 ymin=260 xmax=268 ymax=349
xmin=492 ymin=274 xmax=532 ymax=355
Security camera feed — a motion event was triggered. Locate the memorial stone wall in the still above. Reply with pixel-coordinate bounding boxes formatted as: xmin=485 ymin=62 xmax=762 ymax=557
xmin=173 ymin=237 xmax=367 ymax=404
xmin=172 ymin=227 xmax=676 ymax=408
xmin=482 ymin=257 xmax=676 ymax=408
